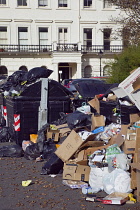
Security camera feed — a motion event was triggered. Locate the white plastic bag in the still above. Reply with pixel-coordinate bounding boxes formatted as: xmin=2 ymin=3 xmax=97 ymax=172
xmin=76 ymin=102 xmax=91 ymax=114
xmin=89 ymin=167 xmax=109 ymax=193
xmin=102 ymin=168 xmax=132 ymax=194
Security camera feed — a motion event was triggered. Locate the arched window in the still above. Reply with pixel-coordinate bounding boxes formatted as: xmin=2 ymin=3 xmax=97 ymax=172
xmin=0 ymin=66 xmax=8 ymax=75
xmin=41 ymin=65 xmax=47 ymax=69
xmin=84 ymin=65 xmax=92 ymax=78
xmin=103 ymin=65 xmax=111 ymax=76
xmin=19 ymin=65 xmax=28 ymax=72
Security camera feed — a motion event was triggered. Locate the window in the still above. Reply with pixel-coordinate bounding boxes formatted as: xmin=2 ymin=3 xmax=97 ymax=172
xmin=84 ymin=0 xmax=92 ymax=8
xmin=18 ymin=27 xmax=28 ymax=45
xmin=58 ymin=0 xmax=67 ymax=8
xmin=0 ymin=0 xmax=6 ymax=6
xmin=38 ymin=0 xmax=48 ymax=7
xmin=58 ymin=28 xmax=68 ymax=43
xmin=84 ymin=65 xmax=92 ymax=78
xmin=103 ymin=0 xmax=112 ymax=8
xmin=0 ymin=27 xmax=7 ymax=44
xmin=17 ymin=0 xmax=27 ymax=6
xmin=39 ymin=27 xmax=48 ymax=45
xmin=104 ymin=28 xmax=111 ymax=50
xmin=83 ymin=28 xmax=92 ymax=46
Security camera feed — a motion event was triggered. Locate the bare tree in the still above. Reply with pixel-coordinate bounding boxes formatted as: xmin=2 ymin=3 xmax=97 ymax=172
xmin=107 ymin=0 xmax=140 ymax=45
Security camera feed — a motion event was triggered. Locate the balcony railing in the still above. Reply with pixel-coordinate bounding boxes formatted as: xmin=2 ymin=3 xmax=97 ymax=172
xmin=0 ymin=44 xmax=123 ymax=54
xmin=0 ymin=45 xmax=52 ymax=53
xmin=81 ymin=45 xmax=123 ymax=53
xmin=56 ymin=43 xmax=78 ymax=52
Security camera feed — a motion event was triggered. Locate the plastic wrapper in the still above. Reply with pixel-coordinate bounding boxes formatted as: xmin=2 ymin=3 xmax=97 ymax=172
xmin=62 ymin=180 xmax=88 ymax=189
xmin=89 ymin=167 xmax=109 ymax=193
xmin=102 ymin=168 xmax=132 ymax=194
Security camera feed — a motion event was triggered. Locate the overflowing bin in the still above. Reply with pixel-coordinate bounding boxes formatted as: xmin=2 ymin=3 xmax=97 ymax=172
xmin=6 ymin=79 xmax=73 ymax=145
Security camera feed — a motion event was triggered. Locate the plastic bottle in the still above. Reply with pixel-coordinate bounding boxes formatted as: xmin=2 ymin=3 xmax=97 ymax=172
xmin=82 ymin=186 xmax=95 ymax=194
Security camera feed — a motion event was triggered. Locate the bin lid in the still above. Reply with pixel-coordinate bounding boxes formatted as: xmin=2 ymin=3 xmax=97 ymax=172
xmin=74 ymin=82 xmax=113 ymax=99
xmin=20 ymin=79 xmax=73 ymax=98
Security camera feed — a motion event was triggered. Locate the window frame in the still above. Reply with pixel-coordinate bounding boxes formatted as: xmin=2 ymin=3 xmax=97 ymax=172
xmin=18 ymin=27 xmax=28 ymax=46
xmin=0 ymin=26 xmax=7 ymax=45
xmin=17 ymin=0 xmax=27 ymax=7
xmin=58 ymin=27 xmax=68 ymax=43
xmin=83 ymin=0 xmax=93 ymax=8
xmin=83 ymin=28 xmax=92 ymax=47
xmin=39 ymin=27 xmax=48 ymax=45
xmin=103 ymin=0 xmax=113 ymax=9
xmin=103 ymin=28 xmax=112 ymax=50
xmin=58 ymin=0 xmax=68 ymax=8
xmin=0 ymin=0 xmax=6 ymax=6
xmin=38 ymin=0 xmax=48 ymax=7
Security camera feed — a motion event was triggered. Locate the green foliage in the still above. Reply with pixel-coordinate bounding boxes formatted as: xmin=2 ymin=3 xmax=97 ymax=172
xmin=106 ymin=45 xmax=140 ymax=83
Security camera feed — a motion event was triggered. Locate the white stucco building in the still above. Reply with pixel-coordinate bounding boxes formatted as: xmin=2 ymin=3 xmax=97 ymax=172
xmin=0 ymin=0 xmax=123 ymax=82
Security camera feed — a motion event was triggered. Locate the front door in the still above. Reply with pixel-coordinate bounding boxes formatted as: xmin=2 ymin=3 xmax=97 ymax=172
xmin=58 ymin=63 xmax=70 ymax=82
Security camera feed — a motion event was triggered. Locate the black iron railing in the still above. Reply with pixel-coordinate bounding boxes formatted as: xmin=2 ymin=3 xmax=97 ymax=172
xmin=0 ymin=45 xmax=52 ymax=53
xmin=56 ymin=43 xmax=78 ymax=52
xmin=0 ymin=44 xmax=123 ymax=53
xmin=81 ymin=45 xmax=123 ymax=53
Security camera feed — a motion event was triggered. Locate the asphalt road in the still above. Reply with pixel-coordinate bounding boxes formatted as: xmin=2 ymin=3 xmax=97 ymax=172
xmin=0 ymin=142 xmax=140 ymax=210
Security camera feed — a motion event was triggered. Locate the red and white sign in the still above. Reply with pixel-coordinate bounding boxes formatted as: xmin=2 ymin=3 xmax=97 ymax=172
xmin=14 ymin=114 xmax=20 ymax=131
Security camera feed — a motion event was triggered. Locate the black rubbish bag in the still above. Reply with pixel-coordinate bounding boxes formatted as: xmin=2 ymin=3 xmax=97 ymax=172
xmin=66 ymin=110 xmax=92 ymax=130
xmin=0 ymin=144 xmax=23 ymax=157
xmin=0 ymin=70 xmax=27 ymax=92
xmin=36 ymin=123 xmax=50 ymax=153
xmin=51 ymin=112 xmax=67 ymax=126
xmin=24 ymin=143 xmax=41 ymax=160
xmin=42 ymin=140 xmax=56 ymax=159
xmin=7 ymin=70 xmax=28 ymax=87
xmin=26 ymin=67 xmax=53 ymax=84
xmin=41 ymin=153 xmax=64 ymax=175
xmin=0 ymin=126 xmax=14 ymax=142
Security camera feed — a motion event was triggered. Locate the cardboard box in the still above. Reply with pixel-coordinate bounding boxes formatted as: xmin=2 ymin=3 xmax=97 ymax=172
xmin=88 ymin=96 xmax=100 ymax=114
xmin=126 ymin=128 xmax=136 ymax=140
xmin=119 ymin=124 xmax=130 ymax=139
xmin=130 ymin=113 xmax=140 ymax=124
xmin=55 ymin=129 xmax=96 ymax=162
xmin=130 ymin=148 xmax=140 ymax=202
xmin=122 ymin=140 xmax=136 ymax=154
xmin=55 ymin=123 xmax=71 ymax=137
xmin=111 ymin=67 xmax=140 ymax=110
xmin=102 ymin=192 xmax=129 ymax=205
xmin=91 ymin=114 xmax=105 ymax=130
xmin=63 ymin=161 xmax=90 ymax=182
xmin=110 ymin=133 xmax=125 ymax=147
xmin=84 ymin=144 xmax=110 ymax=157
xmin=47 ymin=128 xmax=60 ymax=142
xmin=47 ymin=123 xmax=71 ymax=142
xmin=74 ymin=140 xmax=105 ymax=162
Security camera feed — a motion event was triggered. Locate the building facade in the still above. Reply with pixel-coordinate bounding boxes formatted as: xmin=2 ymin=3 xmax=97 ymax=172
xmin=0 ymin=0 xmax=123 ymax=82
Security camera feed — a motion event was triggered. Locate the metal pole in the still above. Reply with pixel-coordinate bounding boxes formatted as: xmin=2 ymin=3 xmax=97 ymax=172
xmin=100 ymin=57 xmax=101 ymax=77
xmin=98 ymin=50 xmax=103 ymax=77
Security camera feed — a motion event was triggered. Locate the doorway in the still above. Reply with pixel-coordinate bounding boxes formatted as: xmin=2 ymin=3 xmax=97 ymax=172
xmin=58 ymin=63 xmax=70 ymax=82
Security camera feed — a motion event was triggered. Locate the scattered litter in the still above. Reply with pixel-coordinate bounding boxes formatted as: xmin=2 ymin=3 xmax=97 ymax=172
xmin=22 ymin=180 xmax=32 ymax=187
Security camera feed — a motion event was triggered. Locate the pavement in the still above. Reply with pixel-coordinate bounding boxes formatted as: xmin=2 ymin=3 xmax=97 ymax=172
xmin=0 ymin=142 xmax=140 ymax=210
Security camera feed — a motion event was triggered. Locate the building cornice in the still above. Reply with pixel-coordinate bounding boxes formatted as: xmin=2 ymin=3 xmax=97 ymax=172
xmin=14 ymin=19 xmax=33 ymax=22
xmin=54 ymin=20 xmax=73 ymax=23
xmin=80 ymin=21 xmax=98 ymax=24
xmin=0 ymin=19 xmax=12 ymax=22
xmin=35 ymin=20 xmax=53 ymax=23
